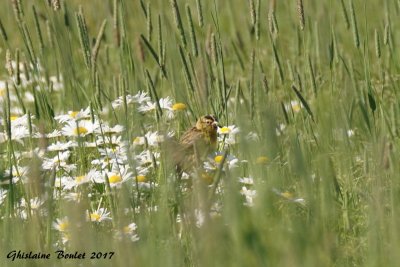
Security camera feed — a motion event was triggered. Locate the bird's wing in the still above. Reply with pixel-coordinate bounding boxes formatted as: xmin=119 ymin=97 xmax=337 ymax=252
xmin=179 ymin=127 xmax=204 ymax=149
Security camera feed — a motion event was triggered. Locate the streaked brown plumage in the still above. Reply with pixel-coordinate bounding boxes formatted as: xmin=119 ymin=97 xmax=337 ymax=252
xmin=175 ymin=115 xmax=218 ymax=172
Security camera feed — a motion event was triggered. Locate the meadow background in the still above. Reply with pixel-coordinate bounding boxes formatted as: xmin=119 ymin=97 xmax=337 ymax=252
xmin=0 ymin=0 xmax=400 ymax=266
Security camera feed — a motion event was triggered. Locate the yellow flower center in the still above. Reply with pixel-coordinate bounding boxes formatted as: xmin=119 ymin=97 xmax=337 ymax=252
xmin=281 ymin=192 xmax=293 ymax=199
xmin=62 ymin=232 xmax=70 ymax=241
xmin=172 ymin=103 xmax=187 ymax=111
xmin=75 ymin=175 xmax=86 ymax=183
xmin=73 ymin=126 xmax=88 ymax=135
xmin=136 ymin=175 xmax=146 ymax=183
xmin=123 ymin=226 xmax=131 ymax=234
xmin=292 ymin=103 xmax=301 ymax=113
xmin=12 ymin=169 xmax=21 ymax=177
xmin=133 ymin=137 xmax=142 ymax=144
xmin=220 ymin=127 xmax=231 ymax=134
xmin=69 ymin=111 xmax=79 ymax=118
xmin=58 ymin=221 xmax=69 ymax=231
xmin=256 ymin=156 xmax=269 ymax=164
xmin=0 ymin=88 xmax=4 ymax=96
xmin=214 ymin=155 xmax=224 ymax=164
xmin=90 ymin=213 xmax=101 ymax=222
xmin=109 ymin=174 xmax=122 ymax=184
xmin=55 ymin=180 xmax=62 ymax=187
xmin=10 ymin=116 xmax=19 ymax=121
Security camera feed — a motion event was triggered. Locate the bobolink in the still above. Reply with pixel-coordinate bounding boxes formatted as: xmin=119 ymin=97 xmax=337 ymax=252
xmin=174 ymin=115 xmax=218 ymax=173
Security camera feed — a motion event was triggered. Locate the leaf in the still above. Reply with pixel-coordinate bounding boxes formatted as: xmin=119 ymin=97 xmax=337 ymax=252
xmin=140 ymin=34 xmax=167 ymax=78
xmin=281 ymin=102 xmax=289 ymax=124
xmin=368 ymin=92 xmax=376 ymax=112
xmin=291 ymin=85 xmax=314 ymax=121
xmin=358 ymin=101 xmax=371 ymax=133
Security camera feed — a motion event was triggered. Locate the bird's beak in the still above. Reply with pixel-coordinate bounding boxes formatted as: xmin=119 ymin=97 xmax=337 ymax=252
xmin=212 ymin=121 xmax=219 ymax=129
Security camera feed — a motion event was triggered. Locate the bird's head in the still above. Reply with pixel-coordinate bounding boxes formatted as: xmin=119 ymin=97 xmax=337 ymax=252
xmin=196 ymin=115 xmax=218 ymax=133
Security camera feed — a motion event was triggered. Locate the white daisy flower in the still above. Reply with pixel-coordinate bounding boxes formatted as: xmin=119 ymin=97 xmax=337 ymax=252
xmin=47 ymin=141 xmax=77 ymax=151
xmin=60 ymin=233 xmax=70 ymax=245
xmin=4 ymin=165 xmax=29 ymax=184
xmin=204 ymin=153 xmax=239 ymax=171
xmin=97 ymin=124 xmax=124 ymax=134
xmin=132 ymin=91 xmax=151 ymax=104
xmin=98 ymin=147 xmax=128 ymax=163
xmin=10 ymin=125 xmax=30 ymax=141
xmin=137 ymin=101 xmax=156 ymax=113
xmin=276 ymin=123 xmax=286 ymax=136
xmin=34 ymin=129 xmax=63 ymax=139
xmin=133 ymin=136 xmax=145 ymax=146
xmin=65 ymin=173 xmax=92 ymax=188
xmin=112 ymin=91 xmax=151 ymax=108
xmin=42 ymin=151 xmax=71 ymax=170
xmin=55 ymin=107 xmax=91 ymax=123
xmin=134 ymin=131 xmax=173 ymax=147
xmin=114 ymin=223 xmax=140 ymax=242
xmin=62 ymin=170 xmax=101 ymax=190
xmin=10 ymin=114 xmax=34 ymax=128
xmin=96 ymin=135 xmax=123 ymax=147
xmin=240 ymin=186 xmax=256 ymax=207
xmin=135 ymin=165 xmax=151 ymax=177
xmin=91 ymin=157 xmax=120 ymax=170
xmin=124 ymin=222 xmax=139 ymax=233
xmin=239 ymin=176 xmax=254 ymax=185
xmin=61 ymin=120 xmax=98 ymax=137
xmin=93 ymin=166 xmax=133 ymax=188
xmin=133 ymin=174 xmax=157 ymax=190
xmin=88 ymin=208 xmax=112 ymax=222
xmin=285 ymin=100 xmax=302 ymax=113
xmin=53 ymin=217 xmax=69 ymax=232
xmin=54 ymin=176 xmax=70 ymax=189
xmin=218 ymin=125 xmax=239 ymax=135
xmin=137 ymin=96 xmax=175 ymax=118
xmin=111 ymin=98 xmax=123 ymax=109
xmin=61 ymin=163 xmax=77 ymax=172
xmin=133 ymin=91 xmax=151 ymax=104
xmin=347 ymin=129 xmax=355 ymax=137
xmin=20 ymin=197 xmax=45 ymax=211
xmin=218 ymin=125 xmax=240 ymax=145
xmin=145 ymin=131 xmax=165 ymax=147
xmin=159 ymin=97 xmax=175 ymax=119
xmin=135 ymin=150 xmax=159 ymax=167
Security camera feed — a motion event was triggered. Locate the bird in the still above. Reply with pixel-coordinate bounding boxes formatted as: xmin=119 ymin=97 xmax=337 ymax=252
xmin=162 ymin=115 xmax=219 ymax=225
xmin=166 ymin=115 xmax=218 ymax=173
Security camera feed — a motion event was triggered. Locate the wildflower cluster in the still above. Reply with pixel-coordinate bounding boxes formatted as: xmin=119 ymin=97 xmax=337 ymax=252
xmin=0 ymin=60 xmax=306 ymax=247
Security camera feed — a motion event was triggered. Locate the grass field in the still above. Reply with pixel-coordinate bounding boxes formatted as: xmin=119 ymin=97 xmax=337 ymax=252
xmin=1 ymin=0 xmax=400 ymax=266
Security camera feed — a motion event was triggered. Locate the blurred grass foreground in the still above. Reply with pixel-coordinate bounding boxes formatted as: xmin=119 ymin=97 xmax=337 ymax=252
xmin=1 ymin=0 xmax=400 ymax=266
